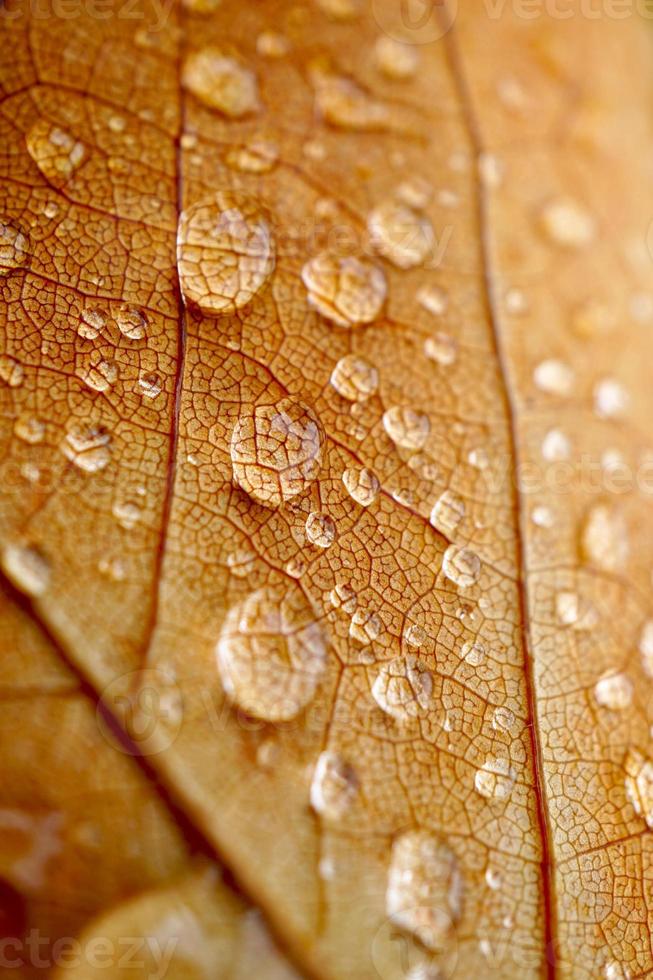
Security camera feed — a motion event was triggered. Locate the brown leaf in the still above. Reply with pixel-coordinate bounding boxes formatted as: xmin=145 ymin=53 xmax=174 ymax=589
xmin=1 ymin=1 xmax=653 ymax=978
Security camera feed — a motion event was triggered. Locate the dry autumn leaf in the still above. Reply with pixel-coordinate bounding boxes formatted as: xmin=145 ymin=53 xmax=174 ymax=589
xmin=1 ymin=0 xmax=653 ymax=978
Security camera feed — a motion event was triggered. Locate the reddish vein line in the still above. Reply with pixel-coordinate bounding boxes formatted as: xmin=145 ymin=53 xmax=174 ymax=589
xmin=439 ymin=8 xmax=558 ymax=977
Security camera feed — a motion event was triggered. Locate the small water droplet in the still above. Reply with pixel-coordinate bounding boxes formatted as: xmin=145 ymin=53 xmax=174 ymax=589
xmin=256 ymin=31 xmax=290 ymax=58
xmin=485 ymin=867 xmax=502 ymax=890
xmin=0 ymin=220 xmax=30 ymax=275
xmin=216 ymin=585 xmax=326 ymax=721
xmin=625 ymin=747 xmax=653 ymax=827
xmin=478 ymin=152 xmax=504 ymax=188
xmin=302 ymin=250 xmax=386 ymax=328
xmin=417 ymin=284 xmax=447 ymax=316
xmin=227 ymin=548 xmax=256 ymax=579
xmin=580 ymin=503 xmax=628 ymax=573
xmin=112 ymin=500 xmax=142 ymax=530
xmin=404 ymin=623 xmax=428 ymax=649
xmin=310 ymin=750 xmax=358 ymax=819
xmin=468 ymin=448 xmax=489 ymax=470
xmin=82 ymin=358 xmax=118 ymax=392
xmin=231 ymin=398 xmax=323 ymax=507
xmin=342 ymin=465 xmax=380 ymax=506
xmin=492 ymin=706 xmax=517 ymax=733
xmin=138 ymin=372 xmax=162 ymax=399
xmin=383 ymin=406 xmax=430 ymax=451
xmin=315 ymin=0 xmax=361 ymax=18
xmin=178 ymin=192 xmax=275 ymax=316
xmin=225 ymin=138 xmax=278 ymax=174
xmin=442 ymin=545 xmax=480 ymax=588
xmin=594 ymin=377 xmax=629 ymax=419
xmin=330 ymin=582 xmax=358 ymax=614
xmin=604 ymin=961 xmax=631 ymax=980
xmin=571 ymin=299 xmax=615 ymax=338
xmin=474 ymin=757 xmax=516 ymax=800
xmin=531 ymin=505 xmax=554 ymax=528
xmin=182 ymin=47 xmax=260 ymax=117
xmin=540 ymin=197 xmax=596 ymax=249
xmin=461 ymin=640 xmax=485 ymax=666
xmin=62 ymin=424 xmax=112 ymax=473
xmin=504 ymin=287 xmax=528 ymax=315
xmin=78 ymin=308 xmax=106 ymax=340
xmin=1 ymin=543 xmax=50 ymax=597
xmin=14 ymin=415 xmax=45 ymax=445
xmin=639 ymin=620 xmax=653 ymax=677
xmin=26 ymin=121 xmax=85 ymax=184
xmin=98 ymin=556 xmax=126 ymax=581
xmin=349 ymin=607 xmax=382 ymax=645
xmin=368 ymin=199 xmax=434 ymax=269
xmin=424 ymin=333 xmax=457 ymax=367
xmin=396 ymin=177 xmax=432 ymax=210
xmin=541 ymin=428 xmax=571 ymax=462
xmin=116 ymin=305 xmax=147 ymax=340
xmin=0 ymin=356 xmax=24 ymax=388
xmin=306 ymin=511 xmax=336 ymax=549
xmin=374 ymin=36 xmax=419 ymax=80
xmin=371 ymin=655 xmax=433 ymax=720
xmin=533 ymin=359 xmax=574 ymax=396
xmin=330 ymin=354 xmax=378 ymax=401
xmin=594 ymin=672 xmax=633 ymax=711
xmin=386 ymin=831 xmax=462 ymax=951
xmin=312 ymin=69 xmax=389 ymax=131
xmin=430 ymin=490 xmax=465 ymax=537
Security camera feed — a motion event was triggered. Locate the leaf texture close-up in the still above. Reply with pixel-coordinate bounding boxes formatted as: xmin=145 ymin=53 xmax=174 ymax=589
xmin=1 ymin=1 xmax=653 ymax=978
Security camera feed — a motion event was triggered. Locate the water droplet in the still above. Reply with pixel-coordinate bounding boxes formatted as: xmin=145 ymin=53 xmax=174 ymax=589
xmin=98 ymin=556 xmax=126 ymax=582
xmin=492 ymin=706 xmax=517 ymax=733
xmin=541 ymin=428 xmax=571 ymax=462
xmin=82 ymin=358 xmax=118 ymax=393
xmin=138 ymin=372 xmax=162 ymax=399
xmin=555 ymin=591 xmax=580 ymax=626
xmin=112 ymin=500 xmax=142 ymax=530
xmin=504 ymin=287 xmax=528 ymax=315
xmin=540 ymin=197 xmax=596 ymax=249
xmin=349 ymin=607 xmax=382 ymax=644
xmin=182 ymin=47 xmax=260 ymax=117
xmin=485 ymin=867 xmax=502 ymax=890
xmin=78 ymin=308 xmax=106 ymax=340
xmin=417 ymin=284 xmax=447 ymax=316
xmin=594 ymin=377 xmax=629 ymax=419
xmin=330 ymin=354 xmax=378 ymax=401
xmin=531 ymin=505 xmax=554 ymax=528
xmin=594 ymin=672 xmax=633 ymax=711
xmin=330 ymin=582 xmax=357 ymax=614
xmin=225 ymin=138 xmax=278 ymax=174
xmin=580 ymin=503 xmax=628 ymax=572
xmin=405 ymin=623 xmax=428 ymax=649
xmin=231 ymin=398 xmax=323 ymax=507
xmin=0 ymin=220 xmax=29 ymax=275
xmin=312 ymin=69 xmax=389 ymax=131
xmin=0 ymin=356 xmax=24 ymax=388
xmin=14 ymin=415 xmax=45 ymax=444
xmin=374 ymin=36 xmax=419 ymax=80
xmin=116 ymin=305 xmax=147 ymax=340
xmin=533 ymin=359 xmax=574 ymax=396
xmin=468 ymin=447 xmax=489 ymax=470
xmin=639 ymin=620 xmax=653 ymax=677
xmin=424 ymin=333 xmax=457 ymax=366
xmin=371 ymin=655 xmax=433 ymax=720
xmin=625 ymin=748 xmax=653 ymax=828
xmin=62 ymin=424 xmax=112 ymax=473
xmin=442 ymin=545 xmax=480 ymax=588
xmin=342 ymin=465 xmax=380 ymax=506
xmin=383 ymin=406 xmax=430 ymax=451
xmin=302 ymin=250 xmax=386 ymax=327
xmin=26 ymin=121 xmax=85 ymax=184
xmin=256 ymin=31 xmax=290 ymax=58
xmin=430 ymin=491 xmax=465 ymax=537
xmin=477 ymin=152 xmax=503 ymax=188
xmin=216 ymin=585 xmax=326 ymax=721
xmin=386 ymin=831 xmax=462 ymax=951
xmin=368 ymin=199 xmax=434 ymax=269
xmin=178 ymin=193 xmax=275 ymax=316
xmin=227 ymin=548 xmax=256 ymax=579
xmin=1 ymin=543 xmax=50 ymax=597
xmin=310 ymin=750 xmax=358 ymax=819
xmin=396 ymin=177 xmax=432 ymax=210
xmin=306 ymin=511 xmax=336 ymax=549
xmin=604 ymin=962 xmax=631 ymax=980
xmin=461 ymin=640 xmax=485 ymax=666
xmin=474 ymin=757 xmax=516 ymax=800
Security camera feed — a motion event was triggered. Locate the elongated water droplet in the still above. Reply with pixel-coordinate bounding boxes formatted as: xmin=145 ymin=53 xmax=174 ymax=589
xmin=368 ymin=199 xmax=434 ymax=269
xmin=315 ymin=0 xmax=361 ymax=19
xmin=374 ymin=36 xmax=419 ymax=80
xmin=312 ymin=69 xmax=389 ymax=130
xmin=1 ymin=543 xmax=50 ymax=597
xmin=26 ymin=120 xmax=85 ymax=184
xmin=178 ymin=193 xmax=275 ymax=317
xmin=330 ymin=354 xmax=378 ymax=401
xmin=417 ymin=284 xmax=447 ymax=316
xmin=62 ymin=424 xmax=112 ymax=473
xmin=474 ymin=757 xmax=516 ymax=800
xmin=594 ymin=672 xmax=633 ymax=711
xmin=349 ymin=608 xmax=382 ymax=644
xmin=430 ymin=491 xmax=465 ymax=537
xmin=216 ymin=585 xmax=326 ymax=721
xmin=310 ymin=750 xmax=358 ymax=819
xmin=182 ymin=47 xmax=260 ymax=117
xmin=371 ymin=655 xmax=433 ymax=720
xmin=225 ymin=139 xmax=278 ymax=174
xmin=306 ymin=511 xmax=336 ymax=549
xmin=302 ymin=250 xmax=386 ymax=327
xmin=116 ymin=305 xmax=147 ymax=340
xmin=139 ymin=372 xmax=162 ymax=399
xmin=0 ymin=220 xmax=29 ymax=275
xmin=383 ymin=406 xmax=430 ymax=451
xmin=541 ymin=428 xmax=570 ymax=462
xmin=231 ymin=398 xmax=323 ymax=507
xmin=442 ymin=545 xmax=480 ymax=588
xmin=639 ymin=620 xmax=653 ymax=677
xmin=604 ymin=962 xmax=631 ymax=980
xmin=492 ymin=706 xmax=517 ymax=734
xmin=424 ymin=333 xmax=457 ymax=366
xmin=342 ymin=465 xmax=379 ymax=506
xmin=0 ymin=356 xmax=24 ymax=388
xmin=78 ymin=308 xmax=106 ymax=340
xmin=625 ymin=748 xmax=653 ymax=827
xmin=386 ymin=831 xmax=462 ymax=951
xmin=540 ymin=197 xmax=596 ymax=248
xmin=580 ymin=503 xmax=628 ymax=572
xmin=330 ymin=582 xmax=358 ymax=614
xmin=82 ymin=358 xmax=118 ymax=392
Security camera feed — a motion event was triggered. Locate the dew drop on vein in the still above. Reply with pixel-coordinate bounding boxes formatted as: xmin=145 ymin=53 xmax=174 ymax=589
xmin=302 ymin=251 xmax=386 ymax=327
xmin=224 ymin=139 xmax=278 ymax=174
xmin=310 ymin=751 xmax=358 ymax=820
xmin=231 ymin=398 xmax=324 ymax=507
xmin=371 ymin=655 xmax=433 ymax=720
xmin=311 ymin=68 xmax=389 ymax=131
xmin=177 ymin=192 xmax=275 ymax=316
xmin=386 ymin=831 xmax=462 ymax=951
xmin=424 ymin=333 xmax=457 ymax=367
xmin=216 ymin=585 xmax=326 ymax=722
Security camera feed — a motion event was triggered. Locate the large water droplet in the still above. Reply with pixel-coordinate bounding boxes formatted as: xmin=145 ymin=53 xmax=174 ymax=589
xmin=474 ymin=758 xmax=516 ymax=800
xmin=1 ymin=543 xmax=50 ymax=597
xmin=342 ymin=465 xmax=380 ymax=506
xmin=0 ymin=220 xmax=29 ymax=275
xmin=429 ymin=491 xmax=465 ymax=537
xmin=625 ymin=748 xmax=653 ymax=828
xmin=386 ymin=831 xmax=462 ymax=951
xmin=62 ymin=424 xmax=112 ymax=473
xmin=116 ymin=305 xmax=147 ymax=340
xmin=442 ymin=545 xmax=480 ymax=588
xmin=306 ymin=511 xmax=336 ymax=549
xmin=540 ymin=197 xmax=596 ymax=248
xmin=330 ymin=354 xmax=378 ymax=401
xmin=383 ymin=406 xmax=430 ymax=451
xmin=368 ymin=199 xmax=434 ymax=269
xmin=78 ymin=308 xmax=106 ymax=340
xmin=580 ymin=503 xmax=628 ymax=573
xmin=310 ymin=750 xmax=358 ymax=820
xmin=302 ymin=250 xmax=386 ymax=327
xmin=216 ymin=585 xmax=326 ymax=721
xmin=594 ymin=672 xmax=633 ymax=711
xmin=371 ymin=655 xmax=433 ymax=720
xmin=177 ymin=192 xmax=275 ymax=316
xmin=231 ymin=398 xmax=324 ymax=507
xmin=182 ymin=47 xmax=260 ymax=117
xmin=26 ymin=120 xmax=85 ymax=184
